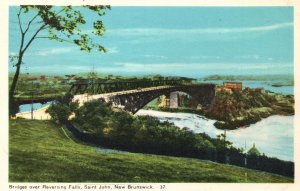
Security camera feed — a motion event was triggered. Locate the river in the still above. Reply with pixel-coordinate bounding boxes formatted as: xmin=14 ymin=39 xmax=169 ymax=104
xmin=135 ymin=110 xmax=294 ymax=162
xmin=18 ymin=81 xmax=294 ymax=162
xmin=19 ymin=102 xmax=53 ymax=113
xmin=19 ymin=102 xmax=294 ymax=162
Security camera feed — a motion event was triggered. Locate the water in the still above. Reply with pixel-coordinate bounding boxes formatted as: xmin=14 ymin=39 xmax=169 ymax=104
xmin=136 ymin=110 xmax=294 ymax=162
xmin=242 ymin=80 xmax=293 ymax=95
xmin=19 ymin=102 xmax=53 ymax=113
xmin=202 ymin=80 xmax=293 ymax=95
xmin=18 ymin=80 xmax=294 ymax=162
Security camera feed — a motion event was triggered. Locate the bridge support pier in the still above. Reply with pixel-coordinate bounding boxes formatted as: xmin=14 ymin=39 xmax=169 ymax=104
xmin=170 ymin=92 xmax=179 ymax=109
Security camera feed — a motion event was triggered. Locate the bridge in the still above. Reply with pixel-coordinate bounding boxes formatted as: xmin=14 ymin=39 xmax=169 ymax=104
xmin=67 ymin=79 xmax=188 ymax=95
xmin=15 ymin=80 xmax=183 ymax=105
xmin=16 ymin=79 xmax=216 ymax=115
xmin=71 ymin=80 xmax=216 ymax=114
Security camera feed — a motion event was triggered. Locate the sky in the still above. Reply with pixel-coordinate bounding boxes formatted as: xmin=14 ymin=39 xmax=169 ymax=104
xmin=9 ymin=6 xmax=294 ymax=78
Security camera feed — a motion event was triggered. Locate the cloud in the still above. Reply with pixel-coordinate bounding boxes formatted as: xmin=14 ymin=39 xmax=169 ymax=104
xmin=190 ymin=56 xmax=221 ymax=60
xmin=143 ymin=54 xmax=167 ymax=59
xmin=107 ymin=22 xmax=293 ymax=37
xmin=94 ymin=62 xmax=293 ymax=76
xmin=34 ymin=47 xmax=74 ymax=56
xmin=66 ymin=66 xmax=91 ymax=71
xmin=107 ymin=47 xmax=119 ymax=54
xmin=235 ymin=55 xmax=260 ymax=60
xmin=113 ymin=62 xmax=291 ymax=70
xmin=22 ymin=62 xmax=293 ymax=76
xmin=235 ymin=55 xmax=278 ymax=62
xmin=9 ymin=52 xmax=18 ymax=56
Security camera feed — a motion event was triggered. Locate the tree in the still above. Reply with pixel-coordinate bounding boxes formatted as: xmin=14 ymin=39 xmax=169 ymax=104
xmin=9 ymin=5 xmax=110 ymax=115
xmin=216 ymin=131 xmax=232 ymax=149
xmin=46 ymin=103 xmax=72 ymax=124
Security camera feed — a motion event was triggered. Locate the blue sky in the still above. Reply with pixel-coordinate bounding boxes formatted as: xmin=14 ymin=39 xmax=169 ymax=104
xmin=9 ymin=6 xmax=293 ymax=78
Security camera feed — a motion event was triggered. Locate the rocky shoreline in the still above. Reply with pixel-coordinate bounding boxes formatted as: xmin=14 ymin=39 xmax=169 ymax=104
xmin=147 ymin=89 xmax=294 ymax=130
xmin=212 ymin=107 xmax=293 ymax=130
xmin=209 ymin=91 xmax=294 ymax=129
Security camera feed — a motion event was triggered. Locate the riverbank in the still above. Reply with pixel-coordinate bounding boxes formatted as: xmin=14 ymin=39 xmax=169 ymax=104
xmin=148 ymin=88 xmax=294 ymax=130
xmin=136 ymin=110 xmax=294 ymax=162
xmin=207 ymin=89 xmax=294 ymax=129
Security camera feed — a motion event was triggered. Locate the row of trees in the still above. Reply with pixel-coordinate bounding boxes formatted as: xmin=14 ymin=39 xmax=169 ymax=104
xmin=46 ymin=99 xmax=294 ymax=178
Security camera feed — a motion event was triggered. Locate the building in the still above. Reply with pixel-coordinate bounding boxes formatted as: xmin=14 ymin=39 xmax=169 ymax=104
xmin=223 ymin=82 xmax=242 ymax=91
xmin=24 ymin=77 xmax=38 ymax=81
xmin=247 ymin=143 xmax=261 ymax=156
xmin=39 ymin=75 xmax=46 ymax=81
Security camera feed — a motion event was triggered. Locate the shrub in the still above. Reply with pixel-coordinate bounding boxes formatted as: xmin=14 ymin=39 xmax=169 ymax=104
xmin=46 ymin=103 xmax=72 ymax=123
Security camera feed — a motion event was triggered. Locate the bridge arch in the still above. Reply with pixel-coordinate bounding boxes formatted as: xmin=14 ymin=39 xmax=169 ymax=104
xmin=109 ymin=84 xmax=216 ymax=114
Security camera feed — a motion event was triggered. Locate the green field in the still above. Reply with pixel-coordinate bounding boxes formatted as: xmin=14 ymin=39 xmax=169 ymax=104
xmin=9 ymin=119 xmax=293 ymax=183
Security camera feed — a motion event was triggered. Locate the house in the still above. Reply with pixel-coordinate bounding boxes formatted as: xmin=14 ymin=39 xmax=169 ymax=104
xmin=24 ymin=77 xmax=38 ymax=81
xmin=39 ymin=75 xmax=46 ymax=81
xmin=223 ymin=82 xmax=242 ymax=91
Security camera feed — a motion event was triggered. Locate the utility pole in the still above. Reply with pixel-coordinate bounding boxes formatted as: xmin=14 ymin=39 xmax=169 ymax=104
xmin=224 ymin=129 xmax=228 ymax=164
xmin=224 ymin=129 xmax=226 ymax=148
xmin=244 ymin=140 xmax=248 ymax=182
xmin=31 ymin=80 xmax=34 ymax=120
xmin=91 ymin=63 xmax=96 ymax=95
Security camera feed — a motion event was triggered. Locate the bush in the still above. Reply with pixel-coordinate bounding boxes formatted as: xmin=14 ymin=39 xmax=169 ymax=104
xmin=46 ymin=101 xmax=78 ymax=124
xmin=46 ymin=103 xmax=72 ymax=123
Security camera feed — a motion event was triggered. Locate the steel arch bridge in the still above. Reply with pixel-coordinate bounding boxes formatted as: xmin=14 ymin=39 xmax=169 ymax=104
xmin=71 ymin=80 xmax=216 ymax=114
xmin=67 ymin=79 xmax=187 ymax=95
xmin=108 ymin=84 xmax=216 ymax=114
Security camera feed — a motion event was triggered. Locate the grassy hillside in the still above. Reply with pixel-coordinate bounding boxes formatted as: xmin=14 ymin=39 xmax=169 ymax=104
xmin=9 ymin=119 xmax=293 ymax=183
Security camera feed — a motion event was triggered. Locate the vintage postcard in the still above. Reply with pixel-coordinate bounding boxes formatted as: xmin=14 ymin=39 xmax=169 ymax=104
xmin=1 ymin=0 xmax=299 ymax=191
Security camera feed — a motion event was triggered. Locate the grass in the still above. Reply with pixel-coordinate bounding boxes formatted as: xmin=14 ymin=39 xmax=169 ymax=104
xmin=9 ymin=119 xmax=293 ymax=183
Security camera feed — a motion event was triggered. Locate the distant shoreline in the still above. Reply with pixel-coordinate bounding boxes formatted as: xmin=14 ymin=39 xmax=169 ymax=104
xmin=201 ymin=74 xmax=294 ymax=82
xmin=9 ymin=72 xmax=294 ymax=82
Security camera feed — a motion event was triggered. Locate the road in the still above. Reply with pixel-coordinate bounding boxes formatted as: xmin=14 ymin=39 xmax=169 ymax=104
xmin=15 ymin=106 xmax=51 ymax=120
